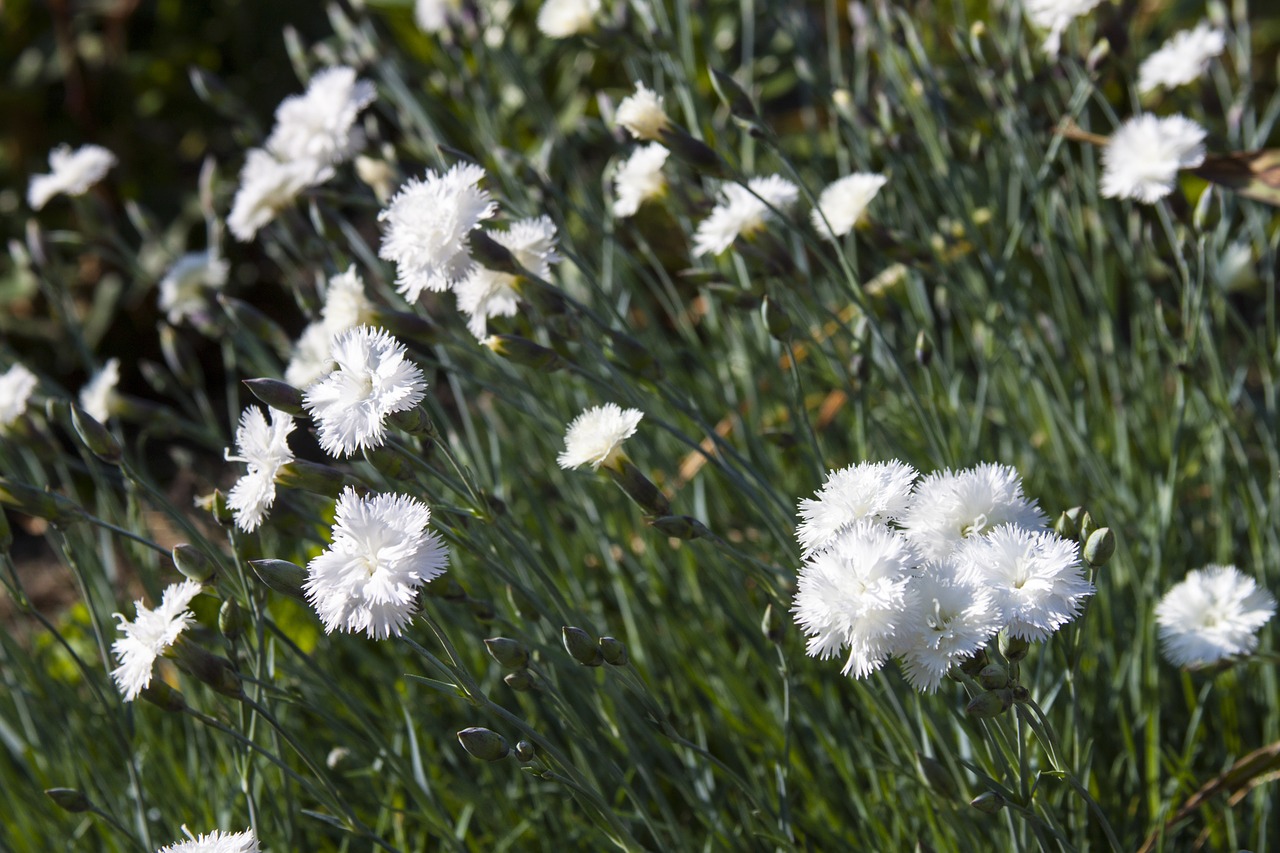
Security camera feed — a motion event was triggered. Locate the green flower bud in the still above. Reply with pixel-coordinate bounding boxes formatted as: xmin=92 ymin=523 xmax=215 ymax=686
xmin=484 ymin=637 xmax=530 ymax=669
xmin=977 ymin=664 xmax=1009 ymax=690
xmin=598 ymin=636 xmax=628 ymax=666
xmin=514 ymin=740 xmax=536 ymax=762
xmin=1083 ymin=527 xmax=1115 ymax=568
xmin=71 ymin=405 xmax=122 ymax=465
xmin=219 ymin=599 xmax=243 ymax=641
xmin=958 ymin=649 xmax=989 ymax=676
xmin=710 ymin=67 xmax=759 ymax=122
xmin=217 ymin=294 xmax=292 ymax=358
xmin=45 ymin=788 xmax=91 ymax=813
xmin=195 ymin=489 xmax=235 ymax=526
xmin=457 ymin=727 xmax=509 ymax=761
xmin=966 ymin=688 xmax=1014 ymax=718
xmin=647 ymin=515 xmax=708 ymax=540
xmin=275 ymin=459 xmax=349 ymax=497
xmin=389 ymin=405 xmax=435 ymax=436
xmin=249 ymin=559 xmax=308 ymax=602
xmin=364 ymin=446 xmax=413 ymax=481
xmin=1054 ymin=508 xmax=1081 ymax=540
xmin=1000 ymin=634 xmax=1030 ymax=663
xmin=504 ymin=670 xmax=536 ymax=692
xmin=170 ymin=640 xmax=243 ymax=700
xmin=1011 ymin=685 xmax=1031 ymax=704
xmin=172 ymin=544 xmax=216 ymax=583
xmin=506 ymin=584 xmax=542 ymax=622
xmin=1079 ymin=511 xmax=1097 ymax=544
xmin=605 ymin=460 xmax=671 ymax=516
xmin=0 ymin=477 xmax=83 ymax=525
xmin=914 ymin=330 xmax=933 ymax=367
xmin=242 ymin=378 xmax=306 ymax=417
xmin=139 ymin=680 xmax=186 ymax=713
xmin=970 ymin=791 xmax=1006 ymax=814
xmin=562 ymin=626 xmax=604 ymax=666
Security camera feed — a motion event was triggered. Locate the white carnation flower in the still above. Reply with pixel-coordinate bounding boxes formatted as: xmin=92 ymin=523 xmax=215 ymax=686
xmin=158 ymin=251 xmax=230 ymax=325
xmin=795 ymin=460 xmax=918 ymax=557
xmin=899 ymin=463 xmax=1047 ymax=561
xmin=110 ymin=579 xmax=204 ymax=701
xmin=456 ymin=215 xmax=560 ymax=339
xmin=415 ymin=0 xmax=462 ymax=32
xmin=0 ymin=363 xmax=38 ymax=431
xmin=536 ymin=0 xmax=600 ymax=38
xmin=304 ymin=487 xmax=449 ymax=639
xmin=612 ymin=144 xmax=669 ymax=218
xmin=28 ymin=144 xmax=117 ymax=210
xmin=1100 ymin=114 xmax=1206 ymax=204
xmin=79 ymin=358 xmax=120 ymax=424
xmin=302 ymin=326 xmax=427 ymax=457
xmin=616 ymin=83 xmax=671 ymax=142
xmin=1156 ymin=565 xmax=1276 ymax=668
xmin=378 ymin=163 xmax=498 ymax=300
xmin=266 ymin=67 xmax=376 ymax=168
xmin=225 ymin=407 xmax=296 ymax=532
xmin=157 ymin=826 xmax=259 ymax=853
xmin=810 ymin=173 xmax=887 ymax=239
xmin=227 ymin=148 xmax=329 ymax=242
xmin=285 ymin=323 xmax=337 ymax=390
xmin=285 ymin=265 xmax=375 ymax=388
xmin=1138 ymin=22 xmax=1225 ymax=95
xmin=896 ymin=568 xmax=1001 ymax=693
xmin=693 ymin=175 xmax=799 ymax=257
xmin=557 ymin=403 xmax=643 ymax=471
xmin=1022 ymin=0 xmax=1103 ymax=57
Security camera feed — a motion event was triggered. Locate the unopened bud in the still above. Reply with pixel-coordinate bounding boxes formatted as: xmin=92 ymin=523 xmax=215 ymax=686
xmin=389 ymin=405 xmax=435 ymax=436
xmin=71 ymin=405 xmax=122 ymax=465
xmin=243 ymin=378 xmax=306 ymax=416
xmin=219 ymin=599 xmax=243 ymax=641
xmin=977 ymin=664 xmax=1009 ymax=690
xmin=959 ymin=649 xmax=989 ymax=676
xmin=598 ymin=636 xmax=628 ymax=666
xmin=562 ymin=626 xmax=604 ymax=666
xmin=249 ymin=559 xmax=308 ymax=602
xmin=970 ymin=791 xmax=1006 ymax=814
xmin=914 ymin=330 xmax=933 ymax=367
xmin=1083 ymin=527 xmax=1115 ymax=567
xmin=172 ymin=544 xmax=216 ymax=583
xmin=0 ymin=477 xmax=83 ymax=525
xmin=170 ymin=641 xmax=243 ymax=699
xmin=483 ymin=335 xmax=566 ymax=371
xmin=457 ymin=727 xmax=509 ymax=761
xmin=363 ymin=446 xmax=413 ymax=480
xmin=140 ymin=680 xmax=187 ymax=712
xmin=1011 ymin=684 xmax=1031 ymax=704
xmin=217 ymin=295 xmax=292 ymax=357
xmin=45 ymin=788 xmax=91 ymax=813
xmin=606 ymin=459 xmax=671 ymax=515
xmin=484 ymin=637 xmax=530 ymax=669
xmin=207 ymin=489 xmax=234 ymax=525
xmin=647 ymin=514 xmax=708 ymax=539
xmin=1054 ymin=508 xmax=1082 ymax=540
xmin=514 ymin=740 xmax=536 ymax=762
xmin=275 ymin=459 xmax=348 ymax=496
xmin=504 ymin=669 xmax=536 ymax=692
xmin=1079 ymin=511 xmax=1097 ymax=544
xmin=506 ymin=584 xmax=542 ymax=621
xmin=966 ymin=688 xmax=1014 ymax=718
xmin=1000 ymin=634 xmax=1030 ymax=663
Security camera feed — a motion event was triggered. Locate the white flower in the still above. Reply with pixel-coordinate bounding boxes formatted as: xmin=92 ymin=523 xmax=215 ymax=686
xmin=158 ymin=251 xmax=230 ymax=325
xmin=1022 ymin=0 xmax=1103 ymax=57
xmin=536 ymin=0 xmax=600 ymax=38
xmin=1138 ymin=22 xmax=1225 ymax=94
xmin=956 ymin=524 xmax=1093 ymax=641
xmin=896 ymin=568 xmax=1001 ymax=693
xmin=28 ymin=144 xmax=117 ymax=210
xmin=792 ymin=521 xmax=918 ymax=678
xmin=616 ymin=84 xmax=671 ymax=142
xmin=285 ymin=324 xmax=337 ymax=390
xmin=378 ymin=163 xmax=497 ymax=300
xmin=795 ymin=460 xmax=918 ymax=557
xmin=304 ymin=487 xmax=449 ymax=639
xmin=612 ymin=144 xmax=669 ymax=217
xmin=225 ymin=407 xmax=296 ymax=532
xmin=227 ymin=148 xmax=329 ymax=242
xmin=810 ymin=173 xmax=887 ymax=239
xmin=0 ymin=363 xmax=39 ymax=430
xmin=557 ymin=403 xmax=643 ymax=471
xmin=1156 ymin=565 xmax=1276 ymax=668
xmin=692 ymin=175 xmax=800 ymax=257
xmin=899 ymin=463 xmax=1047 ymax=561
xmin=266 ymin=67 xmax=376 ymax=168
xmin=303 ymin=326 xmax=427 ymax=457
xmin=455 ymin=215 xmax=560 ymax=338
xmin=157 ymin=826 xmax=259 ymax=853
xmin=1100 ymin=114 xmax=1206 ymax=204
xmin=285 ymin=266 xmax=375 ymax=388
xmin=110 ymin=579 xmax=203 ymax=701
xmin=79 ymin=358 xmax=120 ymax=424
xmin=415 ymin=0 xmax=462 ymax=32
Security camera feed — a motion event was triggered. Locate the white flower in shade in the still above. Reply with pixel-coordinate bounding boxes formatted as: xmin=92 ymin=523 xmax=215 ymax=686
xmin=536 ymin=0 xmax=600 ymax=38
xmin=304 ymin=487 xmax=449 ymax=639
xmin=0 ymin=363 xmax=38 ymax=430
xmin=1100 ymin=114 xmax=1206 ymax=204
xmin=1156 ymin=565 xmax=1276 ymax=668
xmin=285 ymin=324 xmax=337 ymax=390
xmin=956 ymin=524 xmax=1093 ymax=641
xmin=557 ymin=403 xmax=643 ymax=471
xmin=285 ymin=266 xmax=375 ymax=388
xmin=796 ymin=460 xmax=918 ymax=557
xmin=899 ymin=463 xmax=1046 ymax=561
xmin=1022 ymin=0 xmax=1103 ymax=57
xmin=896 ymin=568 xmax=1001 ymax=693
xmin=228 ymin=148 xmax=329 ymax=242
xmin=612 ymin=144 xmax=669 ymax=218
xmin=810 ymin=173 xmax=887 ymax=239
xmin=378 ymin=163 xmax=498 ymax=301
xmin=1138 ymin=22 xmax=1225 ymax=95
xmin=110 ymin=579 xmax=204 ymax=701
xmin=79 ymin=358 xmax=120 ymax=424
xmin=693 ymin=175 xmax=800 ymax=257
xmin=792 ymin=521 xmax=918 ymax=678
xmin=415 ymin=0 xmax=462 ymax=32
xmin=158 ymin=251 xmax=230 ymax=325
xmin=303 ymin=326 xmax=427 ymax=457
xmin=266 ymin=67 xmax=376 ymax=168
xmin=157 ymin=826 xmax=259 ymax=853
xmin=455 ymin=215 xmax=560 ymax=339
xmin=225 ymin=407 xmax=296 ymax=532
xmin=28 ymin=144 xmax=117 ymax=210
xmin=616 ymin=83 xmax=672 ymax=142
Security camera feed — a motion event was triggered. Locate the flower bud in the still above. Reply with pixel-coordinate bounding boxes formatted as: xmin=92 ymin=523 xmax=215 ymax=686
xmin=647 ymin=514 xmax=708 ymax=540
xmin=170 ymin=641 xmax=243 ymax=699
xmin=71 ymin=405 xmax=122 ymax=465
xmin=598 ymin=636 xmax=628 ymax=666
xmin=249 ymin=559 xmax=308 ymax=602
xmin=0 ymin=477 xmax=83 ymax=525
xmin=506 ymin=584 xmax=542 ymax=622
xmin=1083 ymin=527 xmax=1115 ymax=568
xmin=970 ymin=791 xmax=1006 ymax=814
xmin=504 ymin=670 xmax=536 ymax=692
xmin=977 ymin=663 xmax=1009 ymax=690
xmin=1011 ymin=685 xmax=1031 ymax=704
xmin=761 ymin=603 xmax=785 ymax=644
xmin=1000 ymin=634 xmax=1030 ymax=663
xmin=217 ymin=294 xmax=292 ymax=358
xmin=139 ymin=680 xmax=187 ymax=712
xmin=958 ymin=649 xmax=989 ymax=676
xmin=243 ymin=378 xmax=306 ymax=417
xmin=457 ymin=727 xmax=509 ymax=761
xmin=389 ymin=405 xmax=436 ymax=436
xmin=484 ymin=637 xmax=530 ymax=669
xmin=1054 ymin=508 xmax=1081 ymax=540
xmin=219 ymin=598 xmax=243 ymax=641
xmin=914 ymin=330 xmax=933 ymax=367
xmin=605 ymin=460 xmax=671 ymax=515
xmin=45 ymin=788 xmax=91 ymax=813
xmin=172 ymin=544 xmax=216 ymax=583
xmin=275 ymin=459 xmax=349 ymax=496
xmin=1079 ymin=511 xmax=1097 ymax=544
xmin=483 ymin=335 xmax=567 ymax=371
xmin=710 ymin=67 xmax=759 ymax=122
xmin=514 ymin=740 xmax=536 ymax=762
xmin=965 ymin=688 xmax=1014 ymax=718
xmin=562 ymin=626 xmax=604 ymax=666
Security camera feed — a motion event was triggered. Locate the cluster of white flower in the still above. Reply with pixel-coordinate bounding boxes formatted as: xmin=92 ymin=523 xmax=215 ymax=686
xmin=229 ymin=67 xmax=375 ymax=241
xmin=285 ymin=265 xmax=376 ymax=388
xmin=225 ymin=406 xmax=296 ymax=532
xmin=110 ymin=579 xmax=204 ymax=701
xmin=28 ymin=144 xmax=117 ymax=210
xmin=792 ymin=461 xmax=1093 ymax=692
